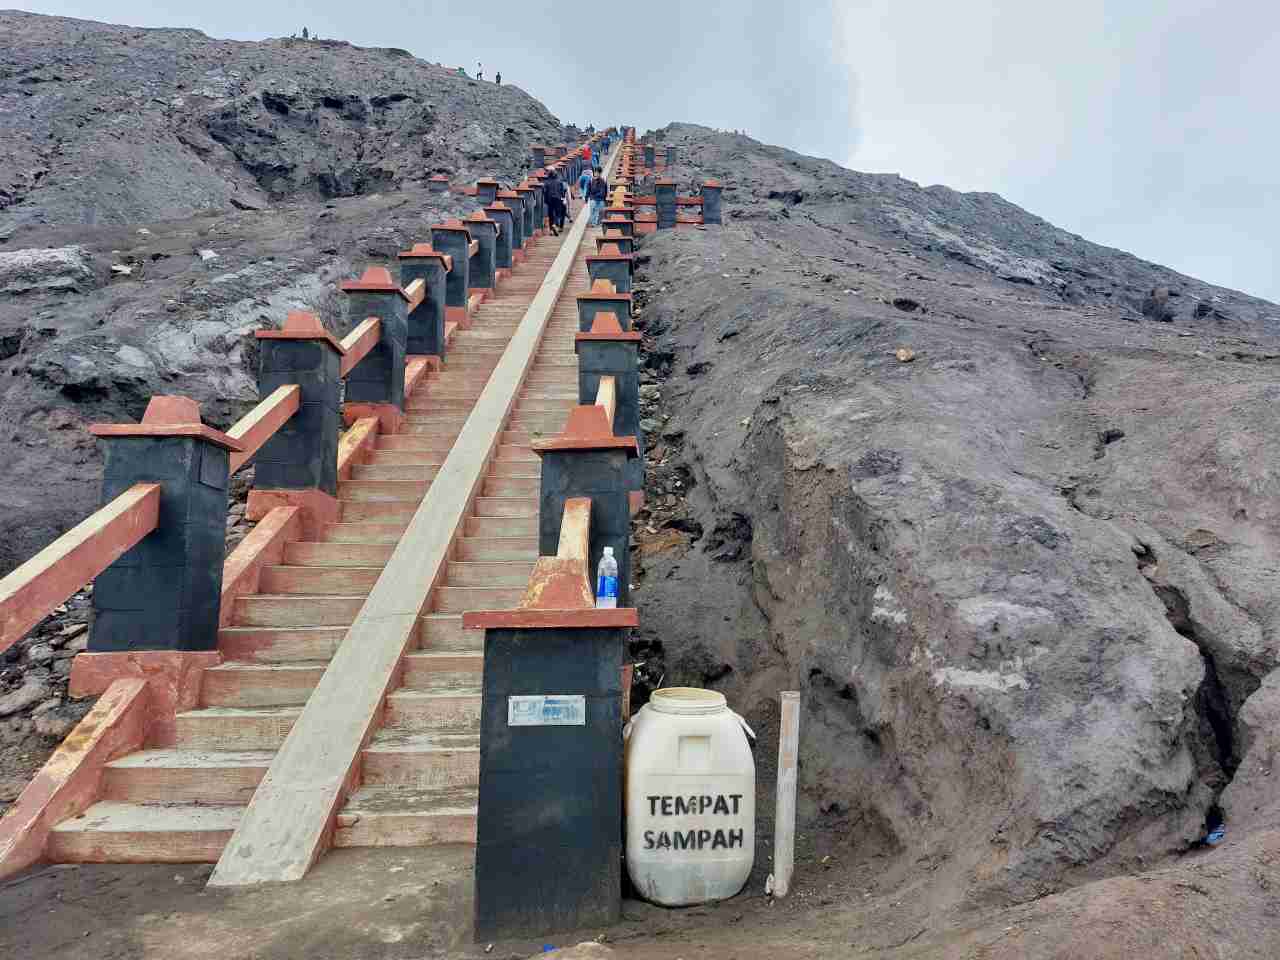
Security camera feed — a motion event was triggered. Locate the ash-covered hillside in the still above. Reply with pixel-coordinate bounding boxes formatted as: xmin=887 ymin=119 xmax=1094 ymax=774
xmin=630 ymin=123 xmax=1280 ymax=920
xmin=0 ymin=11 xmax=568 ymax=571
xmin=0 ymin=10 xmax=562 ymax=235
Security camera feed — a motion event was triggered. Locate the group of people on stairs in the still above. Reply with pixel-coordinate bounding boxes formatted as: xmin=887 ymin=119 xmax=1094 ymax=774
xmin=543 ymin=162 xmax=611 ymax=234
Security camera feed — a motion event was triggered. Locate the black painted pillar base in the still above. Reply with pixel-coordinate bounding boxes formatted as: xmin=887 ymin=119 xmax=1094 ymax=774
xmin=340 ymin=268 xmax=409 ymax=410
xmin=577 ymin=292 xmax=634 ymax=332
xmin=486 ymin=206 xmax=515 ymax=271
xmin=576 ymin=336 xmax=644 ymax=500
xmin=656 ymin=181 xmax=677 ymax=230
xmin=466 ymin=214 xmax=499 ymax=290
xmin=87 ymin=397 xmax=238 ymax=652
xmin=702 ymin=181 xmax=724 ymax=224
xmin=497 ymin=193 xmax=525 ymax=254
xmin=254 ymin=313 xmax=342 ymax=495
xmin=473 ymin=625 xmax=625 ymax=941
xmin=397 ymin=245 xmax=451 ymax=359
xmin=430 ymin=224 xmax=473 ymax=317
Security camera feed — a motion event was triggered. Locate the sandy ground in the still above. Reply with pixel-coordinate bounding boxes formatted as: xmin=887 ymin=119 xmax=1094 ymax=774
xmin=5 ymin=828 xmax=1279 ymax=960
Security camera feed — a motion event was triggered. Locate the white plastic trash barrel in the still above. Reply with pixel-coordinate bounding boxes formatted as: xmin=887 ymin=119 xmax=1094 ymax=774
xmin=625 ymin=687 xmax=755 ymax=906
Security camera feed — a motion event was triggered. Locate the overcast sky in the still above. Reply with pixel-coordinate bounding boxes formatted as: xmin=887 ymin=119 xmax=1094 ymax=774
xmin=21 ymin=1 xmax=1280 ymax=301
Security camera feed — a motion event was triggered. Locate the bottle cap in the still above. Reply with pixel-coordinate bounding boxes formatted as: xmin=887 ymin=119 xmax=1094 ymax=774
xmin=603 ymin=546 xmax=614 ymax=556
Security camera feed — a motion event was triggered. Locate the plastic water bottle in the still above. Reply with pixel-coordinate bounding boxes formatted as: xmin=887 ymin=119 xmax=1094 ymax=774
xmin=596 ymin=547 xmax=619 ymax=609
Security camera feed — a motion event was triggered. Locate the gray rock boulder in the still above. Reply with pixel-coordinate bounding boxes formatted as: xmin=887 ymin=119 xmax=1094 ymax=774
xmin=0 ymin=246 xmax=95 ymax=295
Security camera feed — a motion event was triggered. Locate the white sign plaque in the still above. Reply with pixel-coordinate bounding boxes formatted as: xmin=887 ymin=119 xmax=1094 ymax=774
xmin=508 ymin=694 xmax=586 ymax=726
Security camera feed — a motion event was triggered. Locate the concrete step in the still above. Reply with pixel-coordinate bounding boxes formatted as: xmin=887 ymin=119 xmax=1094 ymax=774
xmin=385 ymin=683 xmax=482 ymax=729
xmin=233 ymin=594 xmax=364 ymax=627
xmin=339 ymin=501 xmax=417 ymax=523
xmin=258 ymin=565 xmax=380 ymax=596
xmin=399 ymin=423 xmax=464 ymax=438
xmin=444 ymin=560 xmax=534 ymax=586
xmin=173 ymin=705 xmax=302 ymax=750
xmin=200 ymin=661 xmax=327 ymax=708
xmin=473 ymin=497 xmax=538 ymax=518
xmin=495 ymin=444 xmax=536 ymax=461
xmin=482 ymin=476 xmax=539 ymax=497
xmin=352 ymin=463 xmax=440 ymax=481
xmin=489 ymin=459 xmax=540 ymax=478
xmin=284 ymin=541 xmax=394 ymax=567
xmin=402 ymin=651 xmax=483 ymax=687
xmin=102 ymin=749 xmax=272 ymax=804
xmin=321 ymin=521 xmax=408 ymax=544
xmin=375 ymin=436 xmax=454 ymax=453
xmin=464 ymin=515 xmax=537 ymax=538
xmin=418 ymin=614 xmax=483 ymax=652
xmin=454 ymin=536 xmax=538 ymax=561
xmin=334 ymin=786 xmax=476 ymax=847
xmin=365 ymin=450 xmax=447 ymax=467
xmin=361 ymin=729 xmax=480 ymax=789
xmin=338 ymin=479 xmax=430 ymax=502
xmin=48 ymin=801 xmax=242 ymax=863
xmin=433 ymin=585 xmax=524 ymax=613
xmin=218 ymin=625 xmax=348 ymax=662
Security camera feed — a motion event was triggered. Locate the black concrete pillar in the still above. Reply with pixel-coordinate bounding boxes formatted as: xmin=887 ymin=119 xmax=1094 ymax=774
xmin=702 ymin=181 xmax=723 ymax=225
xmin=536 ymin=441 xmax=636 ymax=606
xmin=498 ymin=192 xmax=525 ymax=255
xmin=656 ymin=180 xmax=677 ymax=230
xmin=515 ymin=187 xmax=536 ymax=239
xmin=340 ymin=267 xmax=409 ymax=410
xmin=531 ymin=145 xmax=546 ymax=167
xmin=486 ymin=205 xmax=515 ymax=272
xmin=88 ymin=397 xmax=237 ymax=652
xmin=476 ymin=179 xmax=499 ymax=205
xmin=430 ymin=223 xmax=473 ymax=322
xmin=643 ymin=144 xmax=655 ymax=168
xmin=473 ymin=624 xmax=625 ymax=939
xmin=253 ymin=313 xmax=342 ymax=495
xmin=577 ymin=290 xmax=633 ymax=331
xmin=586 ymin=254 xmax=633 ymax=295
xmin=466 ymin=214 xmax=498 ymax=291
xmin=577 ymin=332 xmax=643 ymax=499
xmin=429 ymin=174 xmax=450 ymax=193
xmin=397 ymin=244 xmax=450 ymax=359
xmin=665 ymin=144 xmax=676 ymax=167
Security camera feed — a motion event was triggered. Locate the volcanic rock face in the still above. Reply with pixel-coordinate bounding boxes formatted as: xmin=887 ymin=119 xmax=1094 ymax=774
xmin=0 ymin=11 xmax=562 ymax=237
xmin=0 ymin=11 xmax=570 ymax=572
xmin=631 ymin=124 xmax=1280 ymax=906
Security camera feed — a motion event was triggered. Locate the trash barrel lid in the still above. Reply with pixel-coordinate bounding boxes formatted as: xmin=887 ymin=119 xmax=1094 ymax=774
xmin=649 ymin=687 xmax=727 ymax=717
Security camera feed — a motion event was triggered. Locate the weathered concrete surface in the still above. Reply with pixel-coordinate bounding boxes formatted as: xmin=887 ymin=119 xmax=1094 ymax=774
xmin=630 ymin=124 xmax=1280 ymax=910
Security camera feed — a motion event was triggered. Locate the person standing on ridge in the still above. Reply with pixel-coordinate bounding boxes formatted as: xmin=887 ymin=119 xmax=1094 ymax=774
xmin=477 ymin=62 xmax=483 ymax=81
xmin=587 ymin=167 xmax=608 ymax=227
xmin=495 ymin=72 xmax=502 ymax=85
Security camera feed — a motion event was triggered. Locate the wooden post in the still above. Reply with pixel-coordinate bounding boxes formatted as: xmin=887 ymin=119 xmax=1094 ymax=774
xmin=773 ymin=690 xmax=801 ymax=898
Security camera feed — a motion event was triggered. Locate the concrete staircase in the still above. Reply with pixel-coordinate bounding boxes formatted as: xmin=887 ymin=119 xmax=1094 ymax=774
xmin=334 ymin=252 xmax=589 ymax=846
xmin=46 ymin=238 xmax=576 ymax=863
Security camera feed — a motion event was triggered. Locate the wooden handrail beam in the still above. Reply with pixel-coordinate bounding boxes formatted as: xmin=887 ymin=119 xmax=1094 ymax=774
xmin=556 ymin=496 xmax=592 ymax=563
xmin=0 ymin=483 xmax=160 ymax=653
xmin=227 ymin=384 xmax=301 ymax=474
xmin=339 ymin=317 xmax=381 ymax=377
xmin=403 ymin=278 xmax=425 ymax=313
xmin=595 ymin=375 xmax=617 ymax=428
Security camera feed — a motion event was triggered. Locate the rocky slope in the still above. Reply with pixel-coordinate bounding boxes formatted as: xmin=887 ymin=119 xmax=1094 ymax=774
xmin=0 ymin=10 xmax=569 ymax=572
xmin=0 ymin=11 xmax=571 ymax=796
xmin=630 ymin=123 xmax=1280 ymax=911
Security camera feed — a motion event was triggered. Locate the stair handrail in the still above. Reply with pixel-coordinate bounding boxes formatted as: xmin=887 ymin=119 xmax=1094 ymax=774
xmin=0 ymin=483 xmax=161 ymax=654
